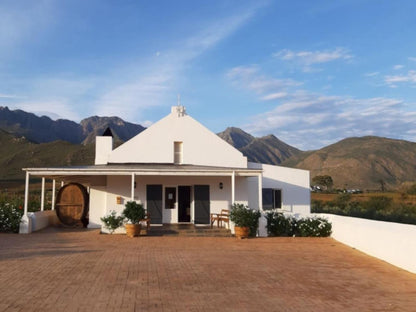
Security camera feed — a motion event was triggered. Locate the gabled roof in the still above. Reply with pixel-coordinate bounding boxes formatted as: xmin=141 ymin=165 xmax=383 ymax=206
xmin=106 ymin=106 xmax=248 ymax=168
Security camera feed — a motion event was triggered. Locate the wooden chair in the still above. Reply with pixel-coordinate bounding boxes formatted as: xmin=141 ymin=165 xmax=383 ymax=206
xmin=210 ymin=209 xmax=230 ymax=229
xmin=140 ymin=212 xmax=151 ymax=231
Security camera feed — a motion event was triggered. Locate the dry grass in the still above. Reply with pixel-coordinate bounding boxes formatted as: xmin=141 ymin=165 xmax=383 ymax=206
xmin=312 ymin=192 xmax=416 ymax=205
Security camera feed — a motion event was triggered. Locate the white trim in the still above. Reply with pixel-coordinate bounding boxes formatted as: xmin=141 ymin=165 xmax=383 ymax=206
xmin=131 ymin=173 xmax=135 ymax=201
xmin=51 ymin=179 xmax=56 ymax=210
xmin=41 ymin=177 xmax=45 ymax=211
xmin=258 ymin=173 xmax=263 ymax=211
xmin=231 ymin=171 xmax=235 ymax=205
xmin=24 ymin=171 xmax=29 ymax=217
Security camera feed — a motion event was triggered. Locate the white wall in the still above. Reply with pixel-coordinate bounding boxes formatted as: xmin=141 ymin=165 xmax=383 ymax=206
xmin=99 ymin=175 xmax=250 ymax=225
xmin=28 ymin=210 xmax=59 ymax=232
xmin=248 ymin=162 xmax=311 ymax=214
xmin=317 ymin=214 xmax=416 ymax=274
xmin=95 ymin=136 xmax=113 ymax=165
xmin=89 ymin=186 xmax=107 ymax=229
xmin=108 ymin=109 xmax=247 ymax=168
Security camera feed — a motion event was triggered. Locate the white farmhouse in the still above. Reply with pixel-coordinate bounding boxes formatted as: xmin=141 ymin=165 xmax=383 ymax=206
xmin=20 ymin=105 xmax=310 ymax=235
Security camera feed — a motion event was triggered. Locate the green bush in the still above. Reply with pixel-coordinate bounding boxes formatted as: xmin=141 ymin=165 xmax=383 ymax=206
xmin=122 ymin=201 xmax=145 ymax=224
xmin=312 ymin=195 xmax=416 ymax=225
xmin=294 ymin=217 xmax=332 ymax=237
xmin=265 ymin=211 xmax=294 ymax=236
xmin=101 ymin=211 xmax=124 ymax=233
xmin=229 ymin=203 xmax=261 ymax=237
xmin=266 ymin=212 xmax=332 ymax=237
xmin=0 ymin=203 xmax=24 ymax=233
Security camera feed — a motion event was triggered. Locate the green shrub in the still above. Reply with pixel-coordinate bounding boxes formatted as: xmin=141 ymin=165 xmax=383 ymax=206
xmin=295 ymin=217 xmax=332 ymax=237
xmin=0 ymin=203 xmax=24 ymax=233
xmin=229 ymin=203 xmax=261 ymax=237
xmin=101 ymin=211 xmax=124 ymax=233
xmin=312 ymin=194 xmax=416 ymax=225
xmin=265 ymin=212 xmax=294 ymax=236
xmin=266 ymin=213 xmax=332 ymax=237
xmin=122 ymin=201 xmax=145 ymax=224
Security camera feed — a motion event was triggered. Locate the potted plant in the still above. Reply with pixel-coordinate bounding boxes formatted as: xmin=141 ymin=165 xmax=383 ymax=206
xmin=229 ymin=203 xmax=261 ymax=239
xmin=100 ymin=211 xmax=124 ymax=234
xmin=122 ymin=201 xmax=145 ymax=237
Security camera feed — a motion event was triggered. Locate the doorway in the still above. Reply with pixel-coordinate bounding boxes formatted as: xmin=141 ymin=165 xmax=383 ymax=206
xmin=178 ymin=186 xmax=191 ymax=222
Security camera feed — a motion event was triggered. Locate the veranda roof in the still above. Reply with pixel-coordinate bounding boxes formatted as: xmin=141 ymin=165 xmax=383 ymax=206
xmin=23 ymin=163 xmax=262 ymax=180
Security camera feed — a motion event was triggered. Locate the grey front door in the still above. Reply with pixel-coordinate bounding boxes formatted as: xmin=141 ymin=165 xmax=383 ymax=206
xmin=146 ymin=185 xmax=163 ymax=224
xmin=194 ymin=185 xmax=210 ymax=224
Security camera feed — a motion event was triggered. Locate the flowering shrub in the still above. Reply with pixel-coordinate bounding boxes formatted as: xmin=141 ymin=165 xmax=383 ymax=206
xmin=0 ymin=203 xmax=24 ymax=233
xmin=229 ymin=203 xmax=261 ymax=237
xmin=101 ymin=211 xmax=124 ymax=233
xmin=294 ymin=217 xmax=332 ymax=237
xmin=265 ymin=211 xmax=294 ymax=236
xmin=266 ymin=212 xmax=332 ymax=237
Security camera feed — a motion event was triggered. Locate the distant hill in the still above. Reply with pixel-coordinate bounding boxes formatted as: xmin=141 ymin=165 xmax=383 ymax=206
xmin=80 ymin=116 xmax=145 ymax=145
xmin=0 ymin=129 xmax=94 ymax=180
xmin=0 ymin=106 xmax=145 ymax=145
xmin=218 ymin=127 xmax=302 ymax=164
xmin=1 ymin=107 xmax=416 ymax=190
xmin=282 ymin=136 xmax=416 ymax=190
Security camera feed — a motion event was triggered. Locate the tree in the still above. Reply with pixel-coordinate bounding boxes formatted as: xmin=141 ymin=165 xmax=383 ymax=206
xmin=379 ymin=179 xmax=386 ymax=192
xmin=312 ymin=175 xmax=334 ymax=191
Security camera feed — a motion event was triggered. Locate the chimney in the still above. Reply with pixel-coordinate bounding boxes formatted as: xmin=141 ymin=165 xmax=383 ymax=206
xmin=95 ymin=128 xmax=113 ymax=165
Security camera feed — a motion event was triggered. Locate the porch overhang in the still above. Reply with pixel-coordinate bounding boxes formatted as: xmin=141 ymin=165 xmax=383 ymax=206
xmin=20 ymin=164 xmax=264 ymax=233
xmin=23 ymin=163 xmax=263 ymax=180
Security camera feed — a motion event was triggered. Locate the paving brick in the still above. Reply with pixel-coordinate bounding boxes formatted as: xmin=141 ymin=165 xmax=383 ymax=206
xmin=0 ymin=228 xmax=415 ymax=311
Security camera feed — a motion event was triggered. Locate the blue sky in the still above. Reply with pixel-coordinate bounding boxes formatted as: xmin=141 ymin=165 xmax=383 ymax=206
xmin=1 ymin=0 xmax=416 ymax=150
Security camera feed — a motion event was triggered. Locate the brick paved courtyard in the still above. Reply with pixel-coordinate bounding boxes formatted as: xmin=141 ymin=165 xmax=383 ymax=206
xmin=1 ymin=228 xmax=415 ymax=311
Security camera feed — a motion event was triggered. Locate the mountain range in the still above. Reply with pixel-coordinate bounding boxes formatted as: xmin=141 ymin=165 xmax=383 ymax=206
xmin=0 ymin=106 xmax=145 ymax=145
xmin=1 ymin=106 xmax=415 ymax=190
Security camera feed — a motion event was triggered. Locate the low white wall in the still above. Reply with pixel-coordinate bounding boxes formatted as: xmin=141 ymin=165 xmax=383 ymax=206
xmin=29 ymin=210 xmax=59 ymax=232
xmin=317 ymin=213 xmax=416 ymax=274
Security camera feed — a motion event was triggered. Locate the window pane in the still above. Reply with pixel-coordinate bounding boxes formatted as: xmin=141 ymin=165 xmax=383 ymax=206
xmin=262 ymin=188 xmax=273 ymax=210
xmin=274 ymin=189 xmax=282 ymax=209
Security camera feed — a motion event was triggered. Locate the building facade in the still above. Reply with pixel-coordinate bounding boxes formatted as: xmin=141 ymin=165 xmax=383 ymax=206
xmin=20 ymin=106 xmax=310 ymax=236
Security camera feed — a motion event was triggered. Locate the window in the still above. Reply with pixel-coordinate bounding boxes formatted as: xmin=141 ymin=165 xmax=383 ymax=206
xmin=174 ymin=141 xmax=183 ymax=164
xmin=262 ymin=188 xmax=282 ymax=210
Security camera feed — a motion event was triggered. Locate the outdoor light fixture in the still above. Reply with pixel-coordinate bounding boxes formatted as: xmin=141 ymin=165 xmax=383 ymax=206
xmin=219 ymin=182 xmax=223 ymax=189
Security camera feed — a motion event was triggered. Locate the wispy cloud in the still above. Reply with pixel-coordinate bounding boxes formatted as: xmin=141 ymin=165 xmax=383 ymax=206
xmin=385 ymin=70 xmax=416 ymax=87
xmin=393 ymin=64 xmax=404 ymax=70
xmin=246 ymin=94 xmax=414 ymax=150
xmin=261 ymin=92 xmax=288 ymax=101
xmin=273 ymin=47 xmax=353 ymax=72
xmin=93 ymin=5 xmax=265 ymax=122
xmin=227 ymin=65 xmax=302 ymax=95
xmin=0 ymin=1 xmax=55 ymax=60
xmin=226 ymin=63 xmax=416 ymax=150
xmin=364 ymin=72 xmax=379 ymax=77
xmin=0 ymin=93 xmax=20 ymax=99
xmin=3 ymin=3 xmax=267 ymax=123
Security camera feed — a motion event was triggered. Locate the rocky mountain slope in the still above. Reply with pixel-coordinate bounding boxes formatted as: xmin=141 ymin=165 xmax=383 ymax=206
xmin=0 ymin=106 xmax=145 ymax=145
xmin=0 ymin=129 xmax=94 ymax=180
xmin=218 ymin=127 xmax=301 ymax=164
xmin=282 ymin=136 xmax=416 ymax=190
xmin=1 ymin=107 xmax=416 ymax=190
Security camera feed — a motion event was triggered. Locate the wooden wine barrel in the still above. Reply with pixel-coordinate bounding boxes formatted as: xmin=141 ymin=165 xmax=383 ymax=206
xmin=55 ymin=183 xmax=89 ymax=227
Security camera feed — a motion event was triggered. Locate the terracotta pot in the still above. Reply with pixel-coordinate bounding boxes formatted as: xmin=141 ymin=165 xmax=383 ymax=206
xmin=125 ymin=223 xmax=141 ymax=238
xmin=234 ymin=226 xmax=250 ymax=239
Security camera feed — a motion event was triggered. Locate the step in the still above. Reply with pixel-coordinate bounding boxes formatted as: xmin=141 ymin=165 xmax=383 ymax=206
xmin=146 ymin=225 xmax=232 ymax=237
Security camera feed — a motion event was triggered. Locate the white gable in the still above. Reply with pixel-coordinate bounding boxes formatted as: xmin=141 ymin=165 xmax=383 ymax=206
xmin=107 ymin=106 xmax=248 ymax=168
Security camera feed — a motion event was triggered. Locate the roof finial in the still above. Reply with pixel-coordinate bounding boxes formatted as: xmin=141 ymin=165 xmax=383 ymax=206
xmin=175 ymin=94 xmax=186 ymax=117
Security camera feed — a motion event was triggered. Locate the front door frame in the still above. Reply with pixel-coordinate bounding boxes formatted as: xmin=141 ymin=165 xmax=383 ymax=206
xmin=178 ymin=185 xmax=191 ymax=222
